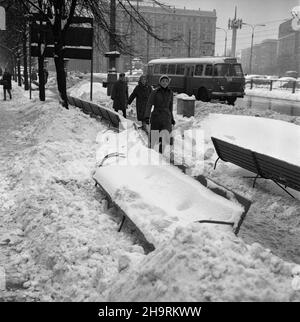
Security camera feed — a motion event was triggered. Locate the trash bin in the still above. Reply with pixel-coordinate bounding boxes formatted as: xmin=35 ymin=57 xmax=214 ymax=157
xmin=182 ymin=97 xmax=195 ymax=117
xmin=177 ymin=97 xmax=184 ymax=115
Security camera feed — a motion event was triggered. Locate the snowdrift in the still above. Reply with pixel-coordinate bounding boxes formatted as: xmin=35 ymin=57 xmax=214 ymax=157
xmin=94 ymin=126 xmax=244 ymax=248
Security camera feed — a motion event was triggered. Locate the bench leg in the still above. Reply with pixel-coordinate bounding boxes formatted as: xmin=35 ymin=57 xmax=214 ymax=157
xmin=214 ymin=157 xmax=220 ymax=170
xmin=242 ymin=174 xmax=262 ymax=188
xmin=272 ymin=180 xmax=295 ymax=199
xmin=118 ymin=215 xmax=126 ymax=232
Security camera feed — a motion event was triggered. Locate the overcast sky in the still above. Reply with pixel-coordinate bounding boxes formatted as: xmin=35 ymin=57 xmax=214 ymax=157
xmin=160 ymin=0 xmax=300 ymax=55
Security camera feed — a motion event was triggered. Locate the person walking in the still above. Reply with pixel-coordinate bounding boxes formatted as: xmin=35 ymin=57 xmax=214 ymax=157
xmin=2 ymin=68 xmax=12 ymax=101
xmin=111 ymin=73 xmax=129 ymax=118
xmin=128 ymin=75 xmax=152 ymax=127
xmin=144 ymin=74 xmax=175 ymax=153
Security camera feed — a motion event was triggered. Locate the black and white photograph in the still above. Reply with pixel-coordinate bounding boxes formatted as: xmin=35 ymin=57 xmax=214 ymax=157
xmin=0 ymin=0 xmax=300 ymax=307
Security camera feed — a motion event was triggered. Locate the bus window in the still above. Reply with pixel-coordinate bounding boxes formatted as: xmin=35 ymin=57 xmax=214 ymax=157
xmin=205 ymin=64 xmax=213 ymax=76
xmin=160 ymin=64 xmax=168 ymax=74
xmin=214 ymin=64 xmax=230 ymax=76
xmin=147 ymin=65 xmax=153 ymax=75
xmin=154 ymin=64 xmax=160 ymax=74
xmin=176 ymin=64 xmax=185 ymax=75
xmin=168 ymin=64 xmax=176 ymax=75
xmin=230 ymin=64 xmax=243 ymax=77
xmin=195 ymin=64 xmax=204 ymax=76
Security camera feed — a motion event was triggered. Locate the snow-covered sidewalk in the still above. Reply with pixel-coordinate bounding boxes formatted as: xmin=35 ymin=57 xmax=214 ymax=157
xmin=0 ymin=83 xmax=143 ymax=301
xmin=1 ymin=80 xmax=300 ymax=302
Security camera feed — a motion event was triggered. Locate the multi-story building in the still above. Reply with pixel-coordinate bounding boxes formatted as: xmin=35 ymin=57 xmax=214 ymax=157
xmin=116 ymin=5 xmax=217 ymax=71
xmin=277 ymin=19 xmax=300 ymax=75
xmin=52 ymin=4 xmax=217 ymax=73
xmin=241 ymin=39 xmax=277 ymax=75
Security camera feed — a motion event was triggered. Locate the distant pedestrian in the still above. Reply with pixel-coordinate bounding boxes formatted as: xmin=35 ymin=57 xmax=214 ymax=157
xmin=144 ymin=74 xmax=175 ymax=153
xmin=111 ymin=73 xmax=129 ymax=118
xmin=1 ymin=68 xmax=12 ymax=100
xmin=44 ymin=68 xmax=49 ymax=84
xmin=0 ymin=67 xmax=3 ymax=77
xmin=128 ymin=75 xmax=152 ymax=126
xmin=31 ymin=68 xmax=38 ymax=81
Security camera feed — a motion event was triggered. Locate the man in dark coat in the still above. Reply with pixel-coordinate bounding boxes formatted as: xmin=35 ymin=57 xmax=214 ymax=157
xmin=111 ymin=73 xmax=129 ymax=118
xmin=128 ymin=75 xmax=152 ymax=124
xmin=144 ymin=74 xmax=175 ymax=153
xmin=2 ymin=68 xmax=12 ymax=100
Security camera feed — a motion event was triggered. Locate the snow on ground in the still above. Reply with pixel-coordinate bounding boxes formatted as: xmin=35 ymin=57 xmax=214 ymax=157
xmin=94 ymin=128 xmax=244 ymax=247
xmin=0 ymin=83 xmax=145 ymax=301
xmin=1 ymin=79 xmax=300 ymax=302
xmin=203 ymin=114 xmax=300 ymax=166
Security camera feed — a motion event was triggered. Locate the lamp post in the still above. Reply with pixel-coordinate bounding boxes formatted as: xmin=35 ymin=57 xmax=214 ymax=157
xmin=243 ymin=23 xmax=266 ymax=74
xmin=216 ymin=27 xmax=228 ymax=56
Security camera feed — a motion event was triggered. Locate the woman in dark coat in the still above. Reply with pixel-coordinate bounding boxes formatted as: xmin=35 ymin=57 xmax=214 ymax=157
xmin=111 ymin=73 xmax=129 ymax=118
xmin=128 ymin=75 xmax=152 ymax=122
xmin=144 ymin=74 xmax=175 ymax=153
xmin=2 ymin=68 xmax=12 ymax=100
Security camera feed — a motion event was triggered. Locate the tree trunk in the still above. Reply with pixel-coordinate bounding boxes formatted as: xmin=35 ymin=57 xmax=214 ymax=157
xmin=54 ymin=40 xmax=68 ymax=109
xmin=23 ymin=31 xmax=29 ymax=91
xmin=17 ymin=57 xmax=21 ymax=87
xmin=38 ymin=55 xmax=45 ymax=101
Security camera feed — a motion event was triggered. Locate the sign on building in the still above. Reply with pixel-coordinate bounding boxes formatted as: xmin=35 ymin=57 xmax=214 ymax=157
xmin=0 ymin=6 xmax=6 ymax=30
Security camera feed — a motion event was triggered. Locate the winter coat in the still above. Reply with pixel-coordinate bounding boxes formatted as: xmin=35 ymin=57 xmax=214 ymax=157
xmin=144 ymin=85 xmax=174 ymax=132
xmin=2 ymin=72 xmax=12 ymax=90
xmin=128 ymin=80 xmax=152 ymax=121
xmin=111 ymin=79 xmax=129 ymax=111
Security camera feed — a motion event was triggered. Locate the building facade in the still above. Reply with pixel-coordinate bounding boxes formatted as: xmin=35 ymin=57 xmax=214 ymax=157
xmin=241 ymin=39 xmax=278 ymax=75
xmin=116 ymin=4 xmax=217 ymax=72
xmin=277 ymin=19 xmax=300 ymax=75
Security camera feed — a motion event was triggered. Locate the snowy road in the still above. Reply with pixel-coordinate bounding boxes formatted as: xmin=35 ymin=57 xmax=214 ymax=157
xmin=237 ymin=95 xmax=300 ymax=117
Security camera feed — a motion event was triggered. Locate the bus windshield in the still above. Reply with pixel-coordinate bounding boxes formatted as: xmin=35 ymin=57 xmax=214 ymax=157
xmin=214 ymin=64 xmax=243 ymax=77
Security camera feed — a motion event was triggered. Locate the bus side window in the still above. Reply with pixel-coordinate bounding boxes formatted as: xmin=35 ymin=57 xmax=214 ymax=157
xmin=168 ymin=64 xmax=176 ymax=75
xmin=160 ymin=64 xmax=168 ymax=74
xmin=195 ymin=64 xmax=203 ymax=76
xmin=154 ymin=64 xmax=160 ymax=74
xmin=205 ymin=64 xmax=213 ymax=76
xmin=147 ymin=65 xmax=153 ymax=75
xmin=176 ymin=64 xmax=185 ymax=75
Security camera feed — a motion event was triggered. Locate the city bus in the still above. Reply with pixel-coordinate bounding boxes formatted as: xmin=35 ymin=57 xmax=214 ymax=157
xmin=146 ymin=57 xmax=245 ymax=105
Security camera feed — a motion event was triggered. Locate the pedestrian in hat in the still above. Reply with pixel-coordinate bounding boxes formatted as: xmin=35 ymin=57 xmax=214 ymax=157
xmin=111 ymin=72 xmax=129 ymax=118
xmin=128 ymin=75 xmax=152 ymax=127
xmin=1 ymin=68 xmax=12 ymax=100
xmin=144 ymin=74 xmax=175 ymax=153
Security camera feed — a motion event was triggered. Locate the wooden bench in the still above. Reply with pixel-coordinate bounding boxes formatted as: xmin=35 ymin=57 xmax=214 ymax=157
xmin=211 ymin=136 xmax=300 ymax=198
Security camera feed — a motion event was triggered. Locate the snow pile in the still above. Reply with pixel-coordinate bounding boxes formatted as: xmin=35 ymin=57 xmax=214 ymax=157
xmin=203 ymin=114 xmax=300 ymax=167
xmin=176 ymin=93 xmax=196 ymax=100
xmin=94 ymin=125 xmax=243 ymax=246
xmin=0 ymin=86 xmax=144 ymax=301
xmin=68 ymin=80 xmax=108 ymax=102
xmin=108 ymin=224 xmax=300 ymax=301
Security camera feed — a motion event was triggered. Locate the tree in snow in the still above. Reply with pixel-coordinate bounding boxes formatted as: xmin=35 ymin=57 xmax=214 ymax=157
xmin=12 ymin=0 xmax=175 ymax=109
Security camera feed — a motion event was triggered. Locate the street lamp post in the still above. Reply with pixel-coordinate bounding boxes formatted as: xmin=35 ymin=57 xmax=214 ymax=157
xmin=243 ymin=23 xmax=266 ymax=74
xmin=216 ymin=27 xmax=228 ymax=56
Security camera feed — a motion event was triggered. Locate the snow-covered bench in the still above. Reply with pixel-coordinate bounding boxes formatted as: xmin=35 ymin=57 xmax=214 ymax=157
xmin=67 ymin=95 xmax=121 ymax=130
xmin=212 ymin=136 xmax=300 ymax=198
